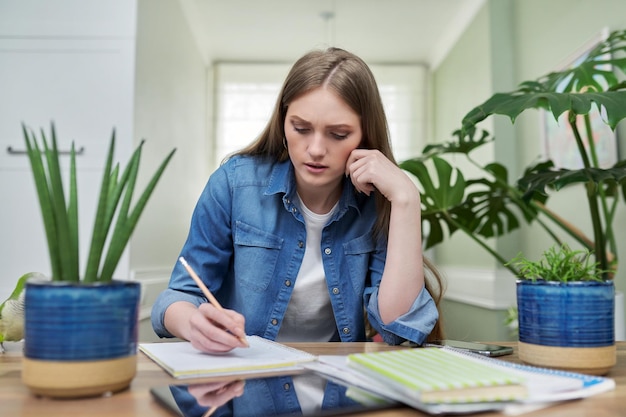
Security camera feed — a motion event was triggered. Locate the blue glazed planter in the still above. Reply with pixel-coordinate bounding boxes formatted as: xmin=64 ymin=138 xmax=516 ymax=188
xmin=24 ymin=279 xmax=140 ymax=360
xmin=22 ymin=279 xmax=141 ymax=397
xmin=516 ymin=280 xmax=614 ymax=347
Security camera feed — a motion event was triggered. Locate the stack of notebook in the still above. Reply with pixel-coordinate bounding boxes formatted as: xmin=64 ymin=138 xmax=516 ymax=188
xmin=140 ymin=337 xmax=615 ymax=415
xmin=306 ymin=346 xmax=615 ymax=414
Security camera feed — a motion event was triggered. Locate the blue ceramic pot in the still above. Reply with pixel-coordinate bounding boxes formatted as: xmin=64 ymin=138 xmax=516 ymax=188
xmin=24 ymin=279 xmax=141 ymax=361
xmin=516 ymin=280 xmax=614 ymax=348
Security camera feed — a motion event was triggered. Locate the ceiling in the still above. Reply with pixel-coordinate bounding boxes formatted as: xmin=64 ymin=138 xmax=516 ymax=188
xmin=178 ymin=0 xmax=485 ymax=68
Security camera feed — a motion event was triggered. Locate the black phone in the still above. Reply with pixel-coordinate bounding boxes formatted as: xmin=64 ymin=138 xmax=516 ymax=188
xmin=424 ymin=339 xmax=513 ymax=357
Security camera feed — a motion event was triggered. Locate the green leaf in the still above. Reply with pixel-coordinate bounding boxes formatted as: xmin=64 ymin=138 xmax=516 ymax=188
xmin=43 ymin=125 xmax=75 ymax=281
xmin=83 ymin=131 xmax=116 ymax=282
xmin=401 ymin=157 xmax=467 ymax=249
xmin=518 ymin=165 xmax=626 ymax=197
xmin=463 ymin=90 xmax=626 ymax=131
xmin=23 ymin=122 xmax=176 ymax=283
xmin=462 ymin=29 xmax=626 ymax=132
xmin=420 ymin=128 xmax=493 ymax=159
xmin=99 ymin=143 xmax=176 ymax=282
xmin=67 ymin=141 xmax=79 ymax=280
xmin=23 ymin=125 xmax=61 ymax=280
xmin=464 ymin=164 xmax=521 ymax=238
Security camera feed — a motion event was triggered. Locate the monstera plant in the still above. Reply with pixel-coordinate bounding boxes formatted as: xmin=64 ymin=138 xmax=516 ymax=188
xmin=401 ymin=28 xmax=626 ymax=281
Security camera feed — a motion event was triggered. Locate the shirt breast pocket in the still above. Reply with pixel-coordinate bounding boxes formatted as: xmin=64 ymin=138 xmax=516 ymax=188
xmin=234 ymin=221 xmax=284 ymax=292
xmin=343 ymin=233 xmax=376 ymax=294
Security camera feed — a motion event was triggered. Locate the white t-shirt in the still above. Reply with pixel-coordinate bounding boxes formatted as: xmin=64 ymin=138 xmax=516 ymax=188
xmin=276 ymin=195 xmax=339 ymax=412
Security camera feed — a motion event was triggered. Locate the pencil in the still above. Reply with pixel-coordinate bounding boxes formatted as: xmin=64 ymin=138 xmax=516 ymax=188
xmin=202 ymin=405 xmax=218 ymax=417
xmin=178 ymin=256 xmax=249 ymax=348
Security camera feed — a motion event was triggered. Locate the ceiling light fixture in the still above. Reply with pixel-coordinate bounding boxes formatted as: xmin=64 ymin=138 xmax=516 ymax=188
xmin=319 ymin=10 xmax=335 ymax=46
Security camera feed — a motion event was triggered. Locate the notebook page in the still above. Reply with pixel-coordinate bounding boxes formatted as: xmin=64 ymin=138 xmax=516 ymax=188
xmin=140 ymin=335 xmax=316 ymax=378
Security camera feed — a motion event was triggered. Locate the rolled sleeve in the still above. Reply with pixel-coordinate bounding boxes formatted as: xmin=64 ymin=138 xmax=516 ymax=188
xmin=151 ymin=288 xmax=205 ymax=338
xmin=366 ymin=286 xmax=438 ymax=345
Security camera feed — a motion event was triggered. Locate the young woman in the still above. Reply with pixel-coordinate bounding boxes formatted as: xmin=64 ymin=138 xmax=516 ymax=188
xmin=151 ymin=47 xmax=444 ymax=354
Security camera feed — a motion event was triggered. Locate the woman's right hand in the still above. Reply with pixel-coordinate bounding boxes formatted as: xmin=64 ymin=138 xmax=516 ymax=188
xmin=164 ymin=301 xmax=248 ymax=354
xmin=188 ymin=303 xmax=248 ymax=353
xmin=188 ymin=380 xmax=246 ymax=409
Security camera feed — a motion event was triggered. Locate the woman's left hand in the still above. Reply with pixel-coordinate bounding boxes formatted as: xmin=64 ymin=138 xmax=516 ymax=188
xmin=345 ymin=149 xmax=418 ymax=203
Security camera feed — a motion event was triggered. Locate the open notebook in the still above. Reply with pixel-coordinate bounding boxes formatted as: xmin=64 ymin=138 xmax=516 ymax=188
xmin=139 ymin=335 xmax=316 ymax=379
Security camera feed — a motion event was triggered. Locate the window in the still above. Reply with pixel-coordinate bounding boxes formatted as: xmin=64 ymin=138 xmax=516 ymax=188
xmin=212 ymin=62 xmax=427 ymax=169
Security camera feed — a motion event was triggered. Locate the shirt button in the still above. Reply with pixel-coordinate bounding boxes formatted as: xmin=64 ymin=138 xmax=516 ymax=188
xmin=285 ymin=198 xmax=291 ymax=204
xmin=324 ymin=248 xmax=332 ymax=255
xmin=342 ymin=327 xmax=350 ymax=334
xmin=332 ymin=287 xmax=339 ymax=294
xmin=283 ymin=383 xmax=291 ymax=391
xmin=292 ymin=207 xmax=298 ymax=214
xmin=271 ymin=319 xmax=278 ymax=326
xmin=285 ymin=280 xmax=291 ymax=287
xmin=298 ymin=241 xmax=304 ymax=248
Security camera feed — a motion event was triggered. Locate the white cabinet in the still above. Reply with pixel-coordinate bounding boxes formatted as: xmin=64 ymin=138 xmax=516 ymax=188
xmin=0 ymin=1 xmax=137 ymax=299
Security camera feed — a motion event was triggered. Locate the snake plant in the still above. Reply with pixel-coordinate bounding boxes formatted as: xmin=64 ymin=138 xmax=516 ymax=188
xmin=23 ymin=123 xmax=176 ymax=283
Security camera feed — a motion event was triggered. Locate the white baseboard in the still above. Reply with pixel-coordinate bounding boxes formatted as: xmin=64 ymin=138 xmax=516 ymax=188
xmin=441 ymin=266 xmax=517 ymax=310
xmin=130 ymin=268 xmax=171 ymax=321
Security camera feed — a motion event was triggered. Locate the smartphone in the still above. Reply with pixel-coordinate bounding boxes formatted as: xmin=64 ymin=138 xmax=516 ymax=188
xmin=424 ymin=339 xmax=513 ymax=357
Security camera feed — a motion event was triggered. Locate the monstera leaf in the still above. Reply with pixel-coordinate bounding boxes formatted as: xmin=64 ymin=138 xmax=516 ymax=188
xmin=419 ymin=128 xmax=493 ymax=160
xmin=518 ymin=164 xmax=626 ymax=198
xmin=462 ymin=30 xmax=626 ymax=132
xmin=462 ymin=89 xmax=626 ymax=132
xmin=401 ymin=157 xmax=537 ymax=250
xmin=400 ymin=157 xmax=466 ymax=249
xmin=465 ymin=162 xmax=542 ymax=239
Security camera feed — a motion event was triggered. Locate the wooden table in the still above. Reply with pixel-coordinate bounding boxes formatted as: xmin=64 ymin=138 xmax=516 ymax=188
xmin=1 ymin=341 xmax=625 ymax=416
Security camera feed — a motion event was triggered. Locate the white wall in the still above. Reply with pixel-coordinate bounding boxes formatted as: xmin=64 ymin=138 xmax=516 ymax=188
xmin=132 ymin=0 xmax=209 ymax=340
xmin=0 ymin=0 xmax=136 ymax=298
xmin=131 ymin=0 xmax=208 ymax=272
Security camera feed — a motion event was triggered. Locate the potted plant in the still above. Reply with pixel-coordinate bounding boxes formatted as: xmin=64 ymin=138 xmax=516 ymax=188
xmin=20 ymin=123 xmax=175 ymax=398
xmin=400 ymin=29 xmax=626 ymax=372
xmin=401 ymin=29 xmax=626 ymax=276
xmin=508 ymin=244 xmax=615 ymax=374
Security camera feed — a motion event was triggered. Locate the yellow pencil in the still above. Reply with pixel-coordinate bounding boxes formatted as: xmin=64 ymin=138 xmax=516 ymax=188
xmin=178 ymin=256 xmax=249 ymax=348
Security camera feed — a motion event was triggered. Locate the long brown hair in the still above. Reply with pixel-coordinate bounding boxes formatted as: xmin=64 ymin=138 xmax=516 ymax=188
xmin=236 ymin=47 xmax=444 ymax=341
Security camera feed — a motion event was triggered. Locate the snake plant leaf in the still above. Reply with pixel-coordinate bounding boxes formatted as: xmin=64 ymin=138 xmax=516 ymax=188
xmin=67 ymin=141 xmax=79 ymax=281
xmin=83 ymin=131 xmax=117 ymax=283
xmin=23 ymin=125 xmax=62 ymax=280
xmin=23 ymin=122 xmax=176 ymax=283
xmin=42 ymin=126 xmax=76 ymax=281
xmin=99 ymin=143 xmax=176 ymax=282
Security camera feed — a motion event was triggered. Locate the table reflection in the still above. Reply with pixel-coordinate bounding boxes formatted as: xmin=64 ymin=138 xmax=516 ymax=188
xmin=158 ymin=372 xmax=395 ymax=417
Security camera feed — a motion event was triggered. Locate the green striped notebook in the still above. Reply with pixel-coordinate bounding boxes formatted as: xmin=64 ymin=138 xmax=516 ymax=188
xmin=347 ymin=347 xmax=527 ymax=404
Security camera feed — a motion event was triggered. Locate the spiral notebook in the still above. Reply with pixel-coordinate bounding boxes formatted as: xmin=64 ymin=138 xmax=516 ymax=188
xmin=139 ymin=336 xmax=316 ymax=379
xmin=347 ymin=347 xmax=528 ymax=405
xmin=305 ymin=346 xmax=615 ymax=415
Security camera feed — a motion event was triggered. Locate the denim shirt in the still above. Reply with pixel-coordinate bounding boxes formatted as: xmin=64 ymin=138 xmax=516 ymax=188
xmin=151 ymin=155 xmax=438 ymax=345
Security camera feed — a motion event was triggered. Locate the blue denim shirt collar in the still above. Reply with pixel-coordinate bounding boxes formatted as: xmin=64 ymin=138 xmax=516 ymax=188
xmin=265 ymin=159 xmax=362 ymax=220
